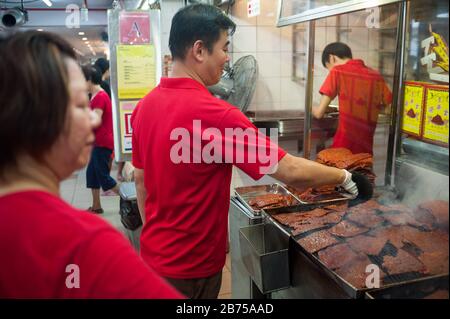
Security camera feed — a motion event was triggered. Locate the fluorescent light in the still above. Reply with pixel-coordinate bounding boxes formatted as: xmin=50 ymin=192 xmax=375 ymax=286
xmin=37 ymin=28 xmax=44 ymax=31
xmin=78 ymin=32 xmax=85 ymax=35
xmin=82 ymin=37 xmax=88 ymax=41
xmin=42 ymin=0 xmax=52 ymax=7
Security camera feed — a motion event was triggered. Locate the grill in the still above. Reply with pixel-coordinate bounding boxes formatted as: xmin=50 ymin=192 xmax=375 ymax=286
xmin=261 ymin=192 xmax=449 ymax=299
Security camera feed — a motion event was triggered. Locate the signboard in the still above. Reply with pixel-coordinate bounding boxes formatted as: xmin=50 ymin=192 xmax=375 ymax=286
xmin=423 ymin=86 xmax=449 ymax=145
xmin=116 ymin=44 xmax=156 ymax=99
xmin=119 ymin=100 xmax=139 ymax=153
xmin=402 ymin=82 xmax=425 ymax=137
xmin=119 ymin=12 xmax=151 ymax=44
xmin=247 ymin=0 xmax=260 ymax=18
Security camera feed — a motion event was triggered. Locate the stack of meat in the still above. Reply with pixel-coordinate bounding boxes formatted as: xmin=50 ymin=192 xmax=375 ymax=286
xmin=247 ymin=194 xmax=296 ymax=210
xmin=316 ymin=148 xmax=376 ymax=185
xmin=288 ymin=148 xmax=376 ymax=203
xmin=270 ymin=198 xmax=449 ymax=292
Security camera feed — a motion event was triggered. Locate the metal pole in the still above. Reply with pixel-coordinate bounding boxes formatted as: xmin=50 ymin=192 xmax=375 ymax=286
xmin=303 ymin=19 xmax=315 ymax=160
xmin=385 ymin=0 xmax=409 ymax=187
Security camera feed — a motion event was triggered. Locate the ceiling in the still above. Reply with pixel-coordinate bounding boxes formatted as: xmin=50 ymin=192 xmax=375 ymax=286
xmin=1 ymin=1 xmax=148 ymax=61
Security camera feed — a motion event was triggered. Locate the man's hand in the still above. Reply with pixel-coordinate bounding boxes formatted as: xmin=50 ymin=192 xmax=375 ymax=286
xmin=339 ymin=170 xmax=373 ymax=201
xmin=339 ymin=169 xmax=358 ymax=197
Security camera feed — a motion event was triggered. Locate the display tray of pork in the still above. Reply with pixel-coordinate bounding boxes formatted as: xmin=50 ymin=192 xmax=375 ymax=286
xmin=263 ymin=196 xmax=449 ymax=299
xmin=234 ymin=184 xmax=301 ymax=216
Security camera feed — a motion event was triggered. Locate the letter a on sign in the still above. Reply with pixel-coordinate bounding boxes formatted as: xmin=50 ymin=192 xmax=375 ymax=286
xmin=119 ymin=12 xmax=151 ymax=44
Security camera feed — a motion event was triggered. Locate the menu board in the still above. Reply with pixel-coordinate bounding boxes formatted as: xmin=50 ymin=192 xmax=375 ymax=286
xmin=116 ymin=44 xmax=156 ymax=99
xmin=423 ymin=86 xmax=449 ymax=145
xmin=402 ymin=82 xmax=425 ymax=136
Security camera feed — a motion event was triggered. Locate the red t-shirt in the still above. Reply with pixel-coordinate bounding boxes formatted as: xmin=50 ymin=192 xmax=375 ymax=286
xmin=91 ymin=90 xmax=114 ymax=150
xmin=320 ymin=59 xmax=392 ymax=154
xmin=0 ymin=190 xmax=183 ymax=299
xmin=132 ymin=78 xmax=286 ymax=279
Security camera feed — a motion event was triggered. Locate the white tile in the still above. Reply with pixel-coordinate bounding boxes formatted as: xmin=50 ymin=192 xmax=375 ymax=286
xmin=280 ymin=77 xmax=305 ymax=105
xmin=315 ymin=27 xmax=327 ymax=52
xmin=326 ymin=16 xmax=338 ymax=27
xmin=231 ymin=0 xmax=257 ymax=26
xmin=368 ymin=29 xmax=380 ymax=50
xmin=348 ymin=11 xmax=369 ymax=27
xmin=347 ymin=27 xmax=369 ymax=52
xmin=314 ymin=51 xmax=327 ymax=76
xmin=256 ymin=26 xmax=281 ymax=52
xmin=280 ymin=52 xmax=293 ymax=77
xmin=232 ymin=26 xmax=257 ymax=53
xmin=256 ymin=77 xmax=281 ymax=104
xmin=326 ymin=27 xmax=338 ymax=44
xmin=257 ymin=52 xmax=281 ymax=78
xmin=280 ymin=26 xmax=293 ymax=52
xmin=257 ymin=0 xmax=278 ymax=27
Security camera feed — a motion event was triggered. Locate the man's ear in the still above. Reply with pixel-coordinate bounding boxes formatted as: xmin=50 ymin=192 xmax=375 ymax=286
xmin=192 ymin=40 xmax=206 ymax=62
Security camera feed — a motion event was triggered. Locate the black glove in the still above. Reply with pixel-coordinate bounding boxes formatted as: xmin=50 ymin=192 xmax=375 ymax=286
xmin=349 ymin=172 xmax=373 ymax=206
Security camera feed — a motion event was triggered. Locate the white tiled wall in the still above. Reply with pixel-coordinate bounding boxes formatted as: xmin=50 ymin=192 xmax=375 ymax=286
xmin=230 ymin=0 xmax=304 ymax=113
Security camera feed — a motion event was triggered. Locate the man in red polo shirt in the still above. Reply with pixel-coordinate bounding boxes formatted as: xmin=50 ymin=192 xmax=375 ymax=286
xmin=313 ymin=42 xmax=392 ymax=154
xmin=132 ymin=4 xmax=372 ymax=299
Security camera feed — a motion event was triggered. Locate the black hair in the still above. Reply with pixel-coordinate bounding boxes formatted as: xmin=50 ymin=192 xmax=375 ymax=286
xmin=0 ymin=31 xmax=76 ymax=172
xmin=82 ymin=64 xmax=103 ymax=85
xmin=169 ymin=4 xmax=236 ymax=60
xmin=94 ymin=57 xmax=109 ymax=75
xmin=322 ymin=42 xmax=353 ymax=67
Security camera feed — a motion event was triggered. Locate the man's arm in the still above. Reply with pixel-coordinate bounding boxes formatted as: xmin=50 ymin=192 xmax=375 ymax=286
xmin=134 ymin=168 xmax=147 ymax=224
xmin=270 ymin=153 xmax=346 ymax=189
xmin=312 ymin=95 xmax=332 ymax=119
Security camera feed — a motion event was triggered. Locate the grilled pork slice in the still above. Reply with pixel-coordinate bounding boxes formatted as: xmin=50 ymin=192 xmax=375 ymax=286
xmin=382 ymin=250 xmax=428 ymax=276
xmin=347 ymin=235 xmax=388 ymax=256
xmin=318 ymin=243 xmax=359 ymax=270
xmin=347 ymin=210 xmax=385 ymax=228
xmin=335 ymin=255 xmax=379 ymax=289
xmin=297 ymin=230 xmax=339 ymax=254
xmin=329 ymin=221 xmax=369 ymax=238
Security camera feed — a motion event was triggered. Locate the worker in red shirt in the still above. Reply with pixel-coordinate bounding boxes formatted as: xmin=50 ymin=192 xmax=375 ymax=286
xmin=313 ymin=42 xmax=392 ymax=154
xmin=132 ymin=4 xmax=372 ymax=299
xmin=0 ymin=31 xmax=183 ymax=299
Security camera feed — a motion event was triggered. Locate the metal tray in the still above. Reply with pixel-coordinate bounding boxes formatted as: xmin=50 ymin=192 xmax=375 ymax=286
xmin=290 ymin=187 xmax=356 ymax=205
xmin=365 ymin=274 xmax=449 ymax=299
xmin=234 ymin=184 xmax=300 ymax=216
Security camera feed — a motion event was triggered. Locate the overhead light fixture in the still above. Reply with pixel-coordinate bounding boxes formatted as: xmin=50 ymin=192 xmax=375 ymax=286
xmin=78 ymin=32 xmax=85 ymax=35
xmin=42 ymin=0 xmax=52 ymax=7
xmin=37 ymin=28 xmax=44 ymax=31
xmin=82 ymin=37 xmax=88 ymax=41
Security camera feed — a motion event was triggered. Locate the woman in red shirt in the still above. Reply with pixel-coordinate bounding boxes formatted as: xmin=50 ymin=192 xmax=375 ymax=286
xmin=0 ymin=31 xmax=183 ymax=299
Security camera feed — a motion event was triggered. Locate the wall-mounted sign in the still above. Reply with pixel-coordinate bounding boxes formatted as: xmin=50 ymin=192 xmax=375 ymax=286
xmin=420 ymin=27 xmax=449 ymax=84
xmin=116 ymin=44 xmax=156 ymax=99
xmin=402 ymin=82 xmax=425 ymax=137
xmin=247 ymin=0 xmax=260 ymax=18
xmin=119 ymin=12 xmax=151 ymax=44
xmin=119 ymin=100 xmax=139 ymax=153
xmin=423 ymin=86 xmax=449 ymax=145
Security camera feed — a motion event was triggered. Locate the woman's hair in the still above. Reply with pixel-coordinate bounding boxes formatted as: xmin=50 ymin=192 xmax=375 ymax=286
xmin=0 ymin=31 xmax=76 ymax=171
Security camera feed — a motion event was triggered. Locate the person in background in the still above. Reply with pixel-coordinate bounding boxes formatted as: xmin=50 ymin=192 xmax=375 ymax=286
xmin=94 ymin=57 xmax=125 ymax=182
xmin=132 ymin=4 xmax=372 ymax=299
xmin=312 ymin=42 xmax=392 ymax=154
xmin=82 ymin=65 xmax=118 ymax=214
xmin=0 ymin=31 xmax=183 ymax=298
xmin=94 ymin=57 xmax=111 ymax=98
